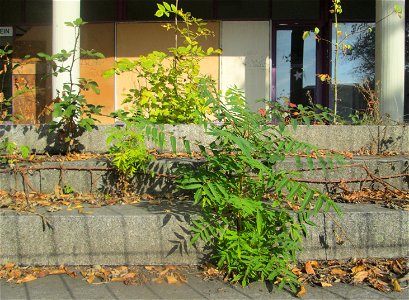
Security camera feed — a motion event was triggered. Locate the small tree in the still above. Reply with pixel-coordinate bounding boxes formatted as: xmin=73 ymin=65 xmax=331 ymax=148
xmin=38 ymin=18 xmax=104 ymax=153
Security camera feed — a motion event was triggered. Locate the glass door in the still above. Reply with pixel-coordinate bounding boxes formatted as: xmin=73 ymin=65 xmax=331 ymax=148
xmin=273 ymin=27 xmax=317 ymax=106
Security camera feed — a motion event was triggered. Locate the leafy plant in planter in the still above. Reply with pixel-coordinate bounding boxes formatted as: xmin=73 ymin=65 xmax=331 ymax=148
xmin=38 ymin=18 xmax=104 ymax=153
xmin=178 ymin=87 xmax=342 ymax=289
xmin=106 ymin=117 xmax=154 ymax=195
xmin=104 ymin=1 xmax=221 ymax=124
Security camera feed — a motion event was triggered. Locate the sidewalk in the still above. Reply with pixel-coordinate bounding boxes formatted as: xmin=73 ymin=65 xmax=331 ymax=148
xmin=1 ymin=273 xmax=408 ymax=300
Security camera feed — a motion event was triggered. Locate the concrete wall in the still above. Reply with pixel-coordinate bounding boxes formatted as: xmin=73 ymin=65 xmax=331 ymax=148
xmin=220 ymin=21 xmax=271 ymax=112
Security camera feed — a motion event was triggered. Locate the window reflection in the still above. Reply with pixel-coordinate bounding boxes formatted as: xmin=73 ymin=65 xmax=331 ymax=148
xmin=331 ymin=22 xmax=375 ymax=118
xmin=276 ymin=29 xmax=316 ymax=106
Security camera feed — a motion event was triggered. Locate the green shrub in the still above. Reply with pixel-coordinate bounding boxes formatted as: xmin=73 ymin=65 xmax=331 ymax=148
xmin=104 ymin=2 xmax=221 ymax=124
xmin=178 ymin=87 xmax=342 ymax=289
xmin=38 ymin=18 xmax=104 ymax=153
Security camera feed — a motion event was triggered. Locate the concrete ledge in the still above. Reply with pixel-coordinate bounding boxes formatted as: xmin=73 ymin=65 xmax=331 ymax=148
xmin=1 ymin=156 xmax=408 ymax=194
xmin=1 ymin=203 xmax=408 ymax=265
xmin=1 ymin=124 xmax=408 ymax=154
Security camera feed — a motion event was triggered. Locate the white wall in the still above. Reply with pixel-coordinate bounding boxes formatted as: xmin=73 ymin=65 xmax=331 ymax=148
xmin=220 ymin=21 xmax=271 ymax=111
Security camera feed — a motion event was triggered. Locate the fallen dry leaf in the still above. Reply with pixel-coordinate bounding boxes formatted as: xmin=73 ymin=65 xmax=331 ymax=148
xmin=86 ymin=274 xmax=95 ymax=284
xmin=351 ymin=265 xmax=366 ymax=274
xmin=296 ymin=285 xmax=307 ymax=298
xmin=369 ymin=278 xmax=390 ymax=292
xmin=305 ymin=261 xmax=316 ymax=275
xmin=330 ymin=268 xmax=347 ymax=276
xmin=4 ymin=262 xmax=15 ymax=269
xmin=391 ymin=278 xmax=402 ymax=292
xmin=16 ymin=274 xmax=37 ymax=284
xmin=166 ymin=275 xmax=179 ymax=284
xmin=48 ymin=269 xmax=66 ymax=275
xmin=320 ymin=282 xmax=333 ymax=287
xmin=353 ymin=271 xmax=369 ymax=283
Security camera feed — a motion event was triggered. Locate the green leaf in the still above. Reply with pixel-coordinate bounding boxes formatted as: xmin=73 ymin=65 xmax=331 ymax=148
xmin=170 ymin=135 xmax=177 ymax=153
xmin=19 ymin=146 xmax=31 ymax=158
xmin=302 ymin=31 xmax=310 ymax=40
xmin=183 ymin=139 xmax=191 ymax=154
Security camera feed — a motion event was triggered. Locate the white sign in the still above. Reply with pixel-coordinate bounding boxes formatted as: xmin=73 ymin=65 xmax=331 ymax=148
xmin=0 ymin=27 xmax=13 ymax=37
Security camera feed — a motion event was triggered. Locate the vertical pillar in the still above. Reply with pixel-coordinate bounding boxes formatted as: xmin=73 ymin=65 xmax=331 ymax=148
xmin=375 ymin=0 xmax=405 ymax=122
xmin=52 ymin=0 xmax=81 ymax=100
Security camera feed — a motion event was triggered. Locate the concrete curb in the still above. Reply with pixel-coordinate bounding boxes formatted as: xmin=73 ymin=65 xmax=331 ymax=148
xmin=1 ymin=124 xmax=408 ymax=154
xmin=1 ymin=156 xmax=408 ymax=194
xmin=1 ymin=203 xmax=408 ymax=266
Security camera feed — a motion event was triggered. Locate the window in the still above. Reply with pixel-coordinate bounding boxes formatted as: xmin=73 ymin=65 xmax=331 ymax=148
xmin=331 ymin=22 xmax=375 ymax=118
xmin=275 ymin=28 xmax=317 ymax=106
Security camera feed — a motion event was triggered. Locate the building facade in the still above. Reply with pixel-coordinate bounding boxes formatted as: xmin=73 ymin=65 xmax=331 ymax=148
xmin=0 ymin=0 xmax=407 ymax=123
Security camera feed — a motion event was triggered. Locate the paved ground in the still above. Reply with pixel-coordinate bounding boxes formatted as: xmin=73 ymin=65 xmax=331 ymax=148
xmin=1 ymin=273 xmax=408 ymax=300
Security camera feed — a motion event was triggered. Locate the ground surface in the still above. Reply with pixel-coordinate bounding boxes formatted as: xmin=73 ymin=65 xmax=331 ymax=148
xmin=1 ymin=272 xmax=408 ymax=300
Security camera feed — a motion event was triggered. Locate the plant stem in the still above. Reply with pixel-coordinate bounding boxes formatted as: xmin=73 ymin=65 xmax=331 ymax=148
xmin=333 ymin=11 xmax=339 ymax=123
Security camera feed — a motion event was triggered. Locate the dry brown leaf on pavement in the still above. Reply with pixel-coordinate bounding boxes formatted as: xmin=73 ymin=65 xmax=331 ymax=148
xmin=369 ymin=278 xmax=390 ymax=292
xmin=320 ymin=282 xmax=332 ymax=287
xmin=296 ymin=285 xmax=307 ymax=298
xmin=391 ymin=278 xmax=402 ymax=292
xmin=16 ymin=274 xmax=37 ymax=284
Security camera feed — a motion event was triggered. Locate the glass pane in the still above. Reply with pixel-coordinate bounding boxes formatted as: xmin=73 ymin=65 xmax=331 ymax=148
xmin=331 ymin=22 xmax=375 ymax=118
xmin=276 ymin=29 xmax=316 ymax=106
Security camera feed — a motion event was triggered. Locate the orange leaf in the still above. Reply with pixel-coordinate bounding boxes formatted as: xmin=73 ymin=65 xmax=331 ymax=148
xmin=353 ymin=271 xmax=369 ymax=283
xmin=305 ymin=261 xmax=316 ymax=275
xmin=49 ymin=269 xmax=66 ymax=275
xmin=36 ymin=270 xmax=49 ymax=278
xmin=321 ymin=282 xmax=332 ymax=287
xmin=123 ymin=272 xmax=137 ymax=279
xmin=330 ymin=268 xmax=347 ymax=276
xmin=351 ymin=265 xmax=365 ymax=274
xmin=310 ymin=261 xmax=319 ymax=268
xmin=289 ymin=102 xmax=297 ymax=108
xmin=166 ymin=275 xmax=179 ymax=284
xmin=4 ymin=262 xmax=15 ymax=269
xmin=86 ymin=274 xmax=95 ymax=284
xmin=296 ymin=285 xmax=307 ymax=298
xmin=391 ymin=278 xmax=402 ymax=292
xmin=111 ymin=277 xmax=126 ymax=282
xmin=16 ymin=274 xmax=37 ymax=284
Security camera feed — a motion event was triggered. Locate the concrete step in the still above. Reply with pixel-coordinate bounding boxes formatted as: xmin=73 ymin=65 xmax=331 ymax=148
xmin=1 ymin=203 xmax=408 ymax=266
xmin=1 ymin=124 xmax=408 ymax=154
xmin=0 ymin=156 xmax=408 ymax=194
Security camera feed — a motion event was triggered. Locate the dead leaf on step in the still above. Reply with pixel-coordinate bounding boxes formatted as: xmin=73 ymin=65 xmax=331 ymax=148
xmin=351 ymin=264 xmax=366 ymax=274
xmin=166 ymin=275 xmax=179 ymax=284
xmin=296 ymin=285 xmax=307 ymax=298
xmin=16 ymin=274 xmax=37 ymax=284
xmin=391 ymin=278 xmax=402 ymax=292
xmin=320 ymin=282 xmax=332 ymax=287
xmin=305 ymin=261 xmax=316 ymax=275
xmin=4 ymin=262 xmax=15 ymax=269
xmin=330 ymin=268 xmax=347 ymax=276
xmin=353 ymin=271 xmax=369 ymax=283
xmin=369 ymin=278 xmax=390 ymax=292
xmin=48 ymin=269 xmax=66 ymax=275
xmin=86 ymin=274 xmax=95 ymax=284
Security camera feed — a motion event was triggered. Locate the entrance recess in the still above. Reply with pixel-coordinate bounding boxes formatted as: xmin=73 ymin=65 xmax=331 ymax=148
xmin=273 ymin=27 xmax=317 ymax=106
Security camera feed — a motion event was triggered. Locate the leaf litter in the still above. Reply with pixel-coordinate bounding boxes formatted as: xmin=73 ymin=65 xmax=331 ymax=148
xmin=0 ymin=264 xmax=189 ymax=286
